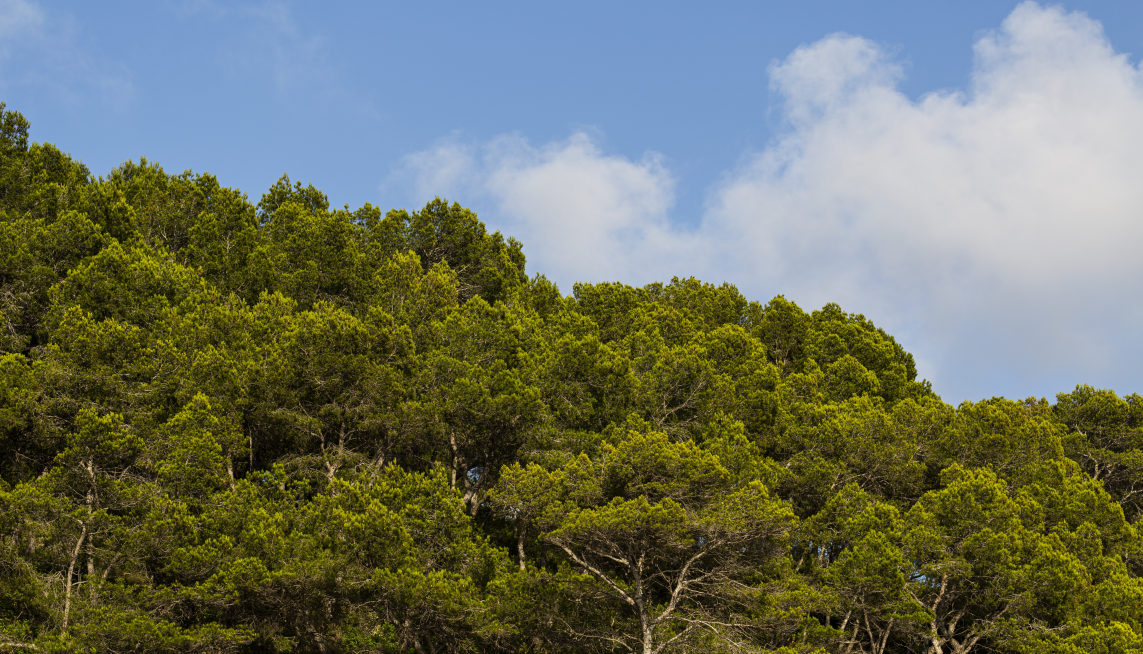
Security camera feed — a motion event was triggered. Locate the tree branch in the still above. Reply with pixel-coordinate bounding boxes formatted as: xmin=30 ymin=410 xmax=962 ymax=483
xmin=550 ymin=540 xmax=636 ymax=607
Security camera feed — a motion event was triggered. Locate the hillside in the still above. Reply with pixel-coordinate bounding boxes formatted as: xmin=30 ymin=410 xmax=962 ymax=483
xmin=1 ymin=102 xmax=1141 ymax=654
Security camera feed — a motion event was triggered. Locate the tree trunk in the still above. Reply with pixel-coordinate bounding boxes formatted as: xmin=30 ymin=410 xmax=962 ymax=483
xmin=85 ymin=535 xmax=95 ymax=579
xmin=62 ymin=521 xmax=87 ymax=632
xmin=305 ymin=610 xmax=329 ymax=654
xmin=874 ymin=618 xmax=894 ymax=654
xmin=516 ymin=524 xmax=527 ymax=571
xmin=448 ymin=432 xmax=460 ymax=491
xmin=633 ymin=555 xmax=653 ymax=654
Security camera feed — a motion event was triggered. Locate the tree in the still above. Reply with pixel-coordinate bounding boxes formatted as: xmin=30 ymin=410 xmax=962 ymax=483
xmin=898 ymin=464 xmax=1143 ymax=654
xmin=799 ymin=484 xmax=925 ymax=654
xmin=279 ymin=302 xmax=411 ymax=481
xmin=0 ymin=104 xmax=91 ymax=226
xmin=6 ymin=410 xmax=147 ymax=639
xmin=748 ymin=295 xmax=809 ymax=375
xmin=495 ymin=431 xmax=797 ymax=653
xmin=1053 ymin=385 xmax=1143 ymax=521
xmin=413 ymin=297 xmax=547 ymax=514
xmin=372 ymin=198 xmax=527 ymax=304
xmin=371 ymin=250 xmax=459 ymax=350
xmin=6 ymin=98 xmax=1143 ymax=654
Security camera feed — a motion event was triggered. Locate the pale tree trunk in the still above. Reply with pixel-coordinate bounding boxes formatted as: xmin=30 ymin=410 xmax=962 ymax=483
xmin=411 ymin=631 xmax=436 ymax=654
xmin=448 ymin=432 xmax=461 ymax=491
xmin=948 ymin=634 xmax=984 ymax=654
xmin=862 ymin=610 xmax=893 ymax=654
xmin=874 ymin=617 xmax=894 ymax=654
xmin=449 ymin=432 xmax=485 ymax=516
xmin=322 ymin=420 xmax=348 ymax=483
xmin=844 ymin=621 xmax=859 ymax=654
xmin=912 ymin=574 xmax=951 ymax=654
xmin=312 ymin=627 xmax=329 ymax=654
xmin=62 ymin=521 xmax=87 ymax=632
xmin=338 ymin=421 xmax=346 ymax=460
xmin=99 ymin=554 xmax=119 ymax=585
xmin=515 ymin=523 xmax=527 ymax=571
xmin=367 ymin=450 xmax=387 ymax=487
xmin=64 ymin=474 xmax=97 ymax=633
xmin=631 ymin=554 xmax=654 ymax=654
xmin=837 ymin=611 xmax=853 ymax=653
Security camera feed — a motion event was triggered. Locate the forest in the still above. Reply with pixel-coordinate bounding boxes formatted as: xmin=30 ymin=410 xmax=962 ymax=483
xmin=0 ymin=101 xmax=1141 ymax=654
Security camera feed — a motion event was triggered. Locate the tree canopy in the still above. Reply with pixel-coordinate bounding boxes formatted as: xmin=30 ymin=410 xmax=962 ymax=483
xmin=1 ymin=102 xmax=1141 ymax=654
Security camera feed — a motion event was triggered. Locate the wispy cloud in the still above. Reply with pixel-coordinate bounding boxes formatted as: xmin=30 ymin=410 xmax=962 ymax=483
xmin=0 ymin=0 xmax=133 ymax=108
xmin=189 ymin=1 xmax=375 ymax=119
xmin=231 ymin=2 xmax=329 ymax=94
xmin=0 ymin=0 xmax=42 ymax=41
xmin=162 ymin=0 xmax=230 ymax=20
xmin=395 ymin=2 xmax=1143 ymax=401
xmin=193 ymin=0 xmax=341 ymax=100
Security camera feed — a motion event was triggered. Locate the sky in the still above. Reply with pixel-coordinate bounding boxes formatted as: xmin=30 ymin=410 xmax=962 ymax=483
xmin=3 ymin=0 xmax=1143 ymax=404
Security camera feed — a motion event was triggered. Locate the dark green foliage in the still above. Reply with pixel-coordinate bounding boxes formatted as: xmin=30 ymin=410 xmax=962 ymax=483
xmin=1 ymin=104 xmax=1141 ymax=654
xmin=1054 ymin=385 xmax=1143 ymax=522
xmin=375 ymin=198 xmax=528 ymax=304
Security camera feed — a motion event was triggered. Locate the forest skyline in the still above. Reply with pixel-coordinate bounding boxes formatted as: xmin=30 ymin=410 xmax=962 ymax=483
xmin=2 ymin=99 xmax=1142 ymax=651
xmin=4 ymin=1 xmax=1143 ymax=651
xmin=4 ymin=1 xmax=1143 ymax=401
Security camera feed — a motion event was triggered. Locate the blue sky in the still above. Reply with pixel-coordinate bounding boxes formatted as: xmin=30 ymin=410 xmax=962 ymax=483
xmin=3 ymin=0 xmax=1143 ymax=404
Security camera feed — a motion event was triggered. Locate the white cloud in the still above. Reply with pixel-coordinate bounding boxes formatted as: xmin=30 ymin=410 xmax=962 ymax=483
xmin=395 ymin=133 xmax=687 ymax=287
xmin=484 ymin=134 xmax=685 ymax=285
xmin=401 ymin=139 xmax=478 ymax=203
xmin=705 ymin=1 xmax=1143 ymax=399
xmin=396 ymin=2 xmax=1143 ymax=401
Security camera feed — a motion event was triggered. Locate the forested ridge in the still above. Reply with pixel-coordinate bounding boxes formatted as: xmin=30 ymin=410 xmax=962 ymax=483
xmin=1 ymin=102 xmax=1141 ymax=654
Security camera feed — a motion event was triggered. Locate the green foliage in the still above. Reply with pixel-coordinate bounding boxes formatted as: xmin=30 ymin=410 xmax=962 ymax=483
xmin=0 ymin=210 xmax=107 ymax=353
xmin=0 ymin=102 xmax=1141 ymax=654
xmin=373 ymin=198 xmax=527 ymax=305
xmin=494 ymin=432 xmax=798 ymax=652
xmin=1054 ymin=384 xmax=1143 ymax=522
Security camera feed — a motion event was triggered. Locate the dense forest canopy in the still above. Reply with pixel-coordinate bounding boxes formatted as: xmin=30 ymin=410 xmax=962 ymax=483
xmin=1 ymin=102 xmax=1141 ymax=654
